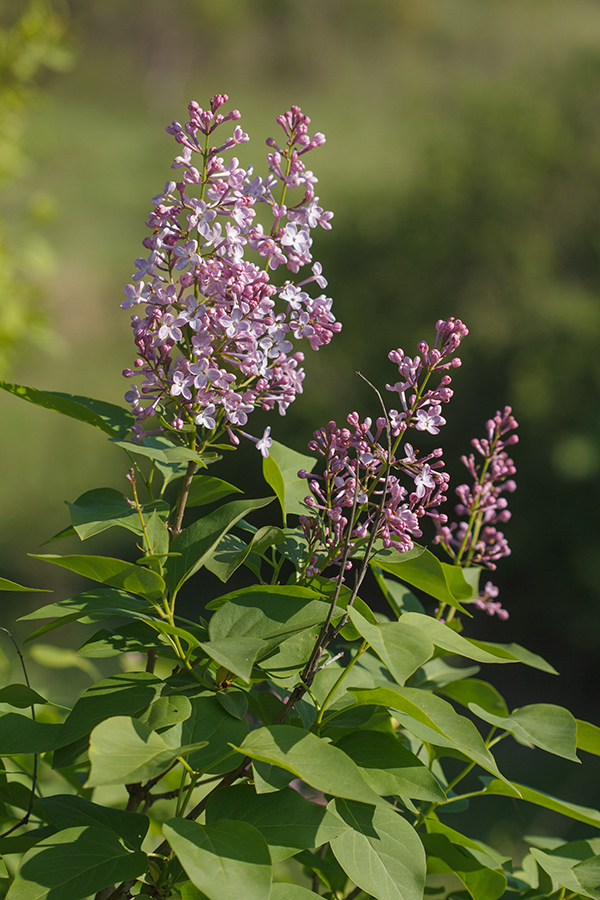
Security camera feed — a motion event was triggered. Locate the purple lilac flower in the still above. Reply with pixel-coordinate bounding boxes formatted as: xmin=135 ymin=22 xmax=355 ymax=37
xmin=297 ymin=319 xmax=466 ymax=578
xmin=121 ymin=96 xmax=338 ymax=455
xmin=473 ymin=581 xmax=509 ymax=620
xmin=433 ymin=406 xmax=518 ymax=619
xmin=385 ymin=317 xmax=469 ymax=437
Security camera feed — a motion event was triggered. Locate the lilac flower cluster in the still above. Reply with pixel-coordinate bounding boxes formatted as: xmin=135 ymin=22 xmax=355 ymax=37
xmin=434 ymin=406 xmax=519 ymax=619
xmin=298 ymin=319 xmax=469 ymax=578
xmin=385 ymin=317 xmax=469 ymax=436
xmin=121 ymin=95 xmax=339 ymax=448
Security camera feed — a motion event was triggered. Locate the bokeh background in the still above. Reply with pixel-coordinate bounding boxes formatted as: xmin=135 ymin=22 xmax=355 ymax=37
xmin=1 ymin=0 xmax=600 ymax=857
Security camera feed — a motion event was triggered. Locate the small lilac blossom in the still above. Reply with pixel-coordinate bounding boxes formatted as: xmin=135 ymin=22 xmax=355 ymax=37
xmin=474 ymin=581 xmax=509 ymax=620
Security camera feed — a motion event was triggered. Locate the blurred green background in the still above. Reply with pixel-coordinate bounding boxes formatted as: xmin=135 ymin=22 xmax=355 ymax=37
xmin=1 ymin=0 xmax=600 ymax=854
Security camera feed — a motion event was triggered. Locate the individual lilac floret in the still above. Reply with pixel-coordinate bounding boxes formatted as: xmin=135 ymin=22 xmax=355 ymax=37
xmin=433 ymin=406 xmax=518 ymax=617
xmin=121 ymin=95 xmax=338 ymax=455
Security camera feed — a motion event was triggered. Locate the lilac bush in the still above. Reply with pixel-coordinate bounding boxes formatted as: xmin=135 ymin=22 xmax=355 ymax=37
xmin=0 ymin=95 xmax=598 ymax=900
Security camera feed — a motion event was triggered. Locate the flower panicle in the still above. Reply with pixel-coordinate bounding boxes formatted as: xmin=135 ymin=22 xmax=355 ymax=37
xmin=433 ymin=405 xmax=518 ymax=619
xmin=121 ymin=94 xmax=338 ymax=451
xmin=298 ymin=321 xmax=464 ymax=579
xmin=385 ymin=316 xmax=469 ymax=437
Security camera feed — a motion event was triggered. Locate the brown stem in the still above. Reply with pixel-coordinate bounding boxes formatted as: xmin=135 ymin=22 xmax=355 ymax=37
xmin=103 ymin=881 xmax=136 ymax=900
xmin=171 ymin=460 xmax=197 ymax=536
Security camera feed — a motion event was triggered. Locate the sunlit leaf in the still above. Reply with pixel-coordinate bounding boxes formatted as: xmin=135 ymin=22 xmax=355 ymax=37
xmin=470 ymin=702 xmax=579 ymax=761
xmin=335 ymin=731 xmax=446 ymax=803
xmin=330 ymin=799 xmax=426 ymax=900
xmin=373 ymin=547 xmax=469 ymax=613
xmin=31 ymin=554 xmax=166 ymax=602
xmin=163 ymin=818 xmax=272 ymax=900
xmin=66 ymin=487 xmax=169 ymax=540
xmin=205 ymin=783 xmax=347 ymax=861
xmin=0 ymin=381 xmax=134 ymax=438
xmin=87 ymin=715 xmax=207 ymax=786
xmin=5 ymin=825 xmax=147 ymax=900
xmin=262 ymin=440 xmax=317 ymax=522
xmin=167 ymin=496 xmax=274 ymax=594
xmin=187 ymin=474 xmax=243 ymax=506
xmin=235 ymin=725 xmax=384 ymax=806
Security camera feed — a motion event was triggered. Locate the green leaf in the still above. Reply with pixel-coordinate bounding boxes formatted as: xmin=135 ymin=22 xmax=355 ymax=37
xmin=304 ymin=574 xmax=377 ymax=625
xmin=31 ymin=553 xmax=166 ymax=602
xmin=163 ymin=818 xmax=272 ymax=900
xmin=439 ymin=679 xmax=508 ymax=717
xmin=187 ymin=475 xmax=244 ymax=506
xmin=0 ymin=826 xmax=56 ymax=858
xmin=86 ymin=715 xmax=208 ymax=786
xmin=5 ymin=825 xmax=147 ymax=900
xmin=110 ymin=436 xmax=202 ymax=464
xmin=207 ymin=585 xmax=332 ymax=659
xmin=481 ymin=779 xmax=600 ymax=828
xmin=204 ymin=527 xmax=284 ymax=584
xmin=295 ymin=847 xmax=349 ymax=894
xmin=216 ymin=689 xmax=248 ymax=720
xmin=169 ymin=692 xmax=249 ymax=774
xmin=349 ymin=686 xmax=510 ymax=785
xmin=262 ymin=440 xmax=317 ymax=522
xmin=577 ymin=719 xmax=600 ymax=755
xmin=19 ymin=587 xmax=150 ymax=621
xmin=76 ymin=621 xmax=172 ymax=658
xmin=423 ymin=819 xmax=507 ymax=900
xmin=330 ymin=799 xmax=426 ymax=900
xmin=0 ymin=576 xmax=49 ymax=592
xmin=58 ymin=672 xmax=163 ymax=748
xmin=411 ymin=657 xmax=480 ymax=690
xmin=442 ymin=562 xmax=480 ymax=601
xmin=398 ymin=613 xmax=556 ymax=672
xmin=138 ymin=694 xmax=192 ymax=732
xmin=257 ymin=625 xmax=321 ymax=682
xmin=234 ymin=725 xmax=385 ymax=806
xmin=36 ymin=794 xmax=148 ymax=850
xmin=469 ymin=703 xmax=579 ymax=761
xmin=166 ymin=496 xmax=274 ymax=594
xmin=201 ymin=638 xmax=267 ymax=683
xmin=0 ymin=713 xmax=63 ymax=754
xmin=574 ymin=855 xmax=600 ymax=899
xmin=374 ymin=547 xmax=469 ymax=613
xmin=335 ymin=731 xmax=446 ymax=803
xmin=0 ymin=381 xmax=135 ymax=437
xmin=0 ymin=685 xmax=48 ymax=708
xmin=372 ymin=567 xmax=425 ymax=617
xmin=143 ymin=508 xmax=170 ymax=557
xmin=204 ymin=533 xmax=252 ymax=583
xmin=66 ymin=487 xmax=169 ymax=540
xmin=348 ymin=607 xmax=434 ymax=686
xmin=531 ymin=846 xmax=600 ymax=900
xmin=270 ymin=886 xmax=322 ymax=900
xmin=205 ymin=783 xmax=347 ymax=861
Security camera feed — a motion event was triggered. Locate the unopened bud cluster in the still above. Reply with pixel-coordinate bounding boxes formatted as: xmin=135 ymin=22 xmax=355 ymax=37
xmin=434 ymin=406 xmax=519 ymax=618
